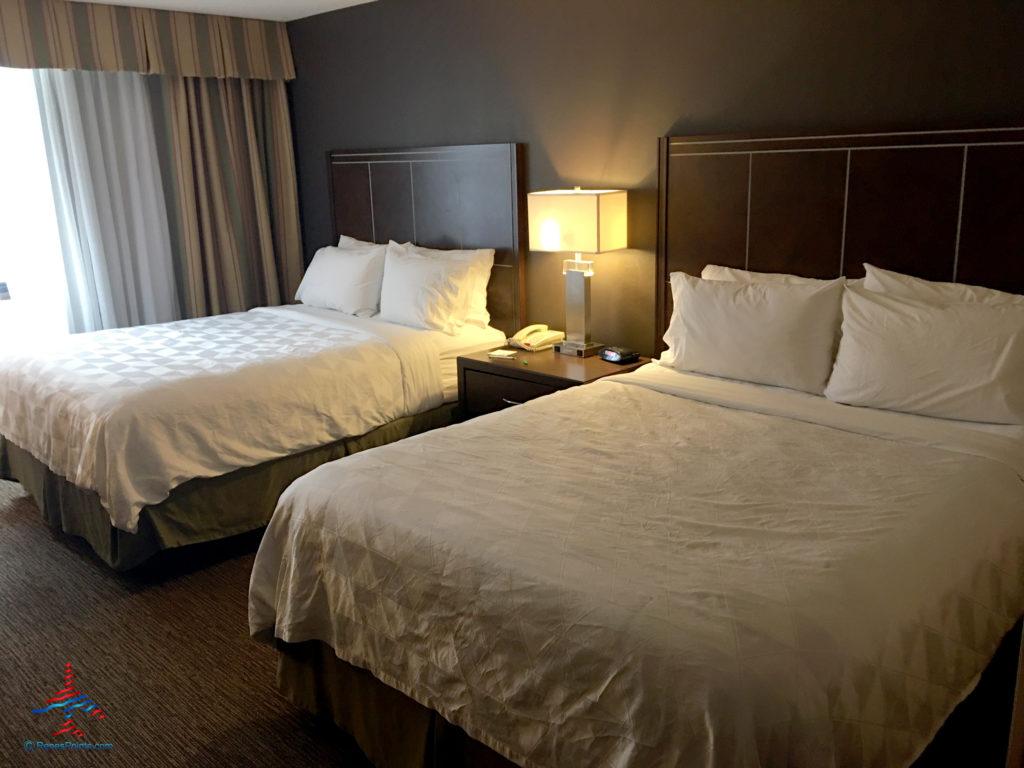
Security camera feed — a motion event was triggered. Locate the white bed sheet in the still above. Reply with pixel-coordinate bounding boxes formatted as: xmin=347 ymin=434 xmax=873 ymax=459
xmin=631 ymin=362 xmax=1024 ymax=475
xmin=434 ymin=323 xmax=507 ymax=402
xmin=292 ymin=306 xmax=506 ymax=403
xmin=0 ymin=305 xmax=458 ymax=532
xmin=250 ymin=366 xmax=1024 ymax=768
xmin=266 ymin=305 xmax=506 ymax=402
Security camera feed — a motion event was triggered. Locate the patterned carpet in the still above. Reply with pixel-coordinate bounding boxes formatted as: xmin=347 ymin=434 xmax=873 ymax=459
xmin=0 ymin=479 xmax=371 ymax=768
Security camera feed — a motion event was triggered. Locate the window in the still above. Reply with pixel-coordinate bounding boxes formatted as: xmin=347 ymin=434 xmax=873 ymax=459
xmin=0 ymin=67 xmax=68 ymax=342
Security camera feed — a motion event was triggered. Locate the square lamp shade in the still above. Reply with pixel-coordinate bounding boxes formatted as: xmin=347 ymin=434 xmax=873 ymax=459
xmin=527 ymin=188 xmax=627 ymax=357
xmin=527 ymin=189 xmax=627 ymax=256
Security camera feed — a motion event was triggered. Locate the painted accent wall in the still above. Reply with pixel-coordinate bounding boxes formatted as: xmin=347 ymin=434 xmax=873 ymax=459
xmin=287 ymin=0 xmax=1024 ymax=356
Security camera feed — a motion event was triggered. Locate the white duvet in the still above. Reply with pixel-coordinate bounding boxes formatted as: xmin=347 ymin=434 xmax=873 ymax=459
xmin=249 ymin=365 xmax=1024 ymax=768
xmin=0 ymin=305 xmax=444 ymax=532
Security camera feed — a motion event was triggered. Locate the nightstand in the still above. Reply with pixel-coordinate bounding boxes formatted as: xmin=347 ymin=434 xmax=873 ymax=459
xmin=457 ymin=348 xmax=649 ymax=418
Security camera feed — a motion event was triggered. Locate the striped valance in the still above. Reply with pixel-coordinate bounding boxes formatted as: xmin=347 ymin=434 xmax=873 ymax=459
xmin=0 ymin=0 xmax=294 ymax=80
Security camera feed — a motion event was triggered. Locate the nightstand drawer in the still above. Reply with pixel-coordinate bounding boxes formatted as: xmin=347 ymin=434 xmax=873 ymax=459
xmin=462 ymin=369 xmax=559 ymax=416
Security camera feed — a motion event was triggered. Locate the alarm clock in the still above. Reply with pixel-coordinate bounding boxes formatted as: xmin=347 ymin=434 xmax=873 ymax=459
xmin=599 ymin=346 xmax=639 ymax=364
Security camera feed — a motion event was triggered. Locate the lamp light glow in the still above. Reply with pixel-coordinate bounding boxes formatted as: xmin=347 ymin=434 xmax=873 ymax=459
xmin=539 ymin=219 xmax=562 ymax=251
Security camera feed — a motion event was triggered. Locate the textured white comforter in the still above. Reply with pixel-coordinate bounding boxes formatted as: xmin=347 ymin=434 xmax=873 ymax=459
xmin=0 ymin=305 xmax=443 ymax=532
xmin=249 ymin=366 xmax=1024 ymax=768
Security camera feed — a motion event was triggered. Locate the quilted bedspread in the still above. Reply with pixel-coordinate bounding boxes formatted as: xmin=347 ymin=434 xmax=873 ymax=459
xmin=0 ymin=306 xmax=443 ymax=532
xmin=249 ymin=366 xmax=1024 ymax=768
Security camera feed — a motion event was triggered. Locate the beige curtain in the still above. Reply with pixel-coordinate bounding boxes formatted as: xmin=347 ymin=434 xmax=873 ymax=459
xmin=0 ymin=0 xmax=294 ymax=80
xmin=151 ymin=77 xmax=302 ymax=317
xmin=0 ymin=0 xmax=302 ymax=320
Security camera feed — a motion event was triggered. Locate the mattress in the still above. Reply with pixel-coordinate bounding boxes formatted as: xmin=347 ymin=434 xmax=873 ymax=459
xmin=0 ymin=305 xmax=498 ymax=532
xmin=250 ymin=365 xmax=1024 ymax=768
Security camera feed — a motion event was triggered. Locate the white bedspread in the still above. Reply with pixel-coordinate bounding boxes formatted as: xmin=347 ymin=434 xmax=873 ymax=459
xmin=0 ymin=305 xmax=444 ymax=532
xmin=249 ymin=367 xmax=1024 ymax=768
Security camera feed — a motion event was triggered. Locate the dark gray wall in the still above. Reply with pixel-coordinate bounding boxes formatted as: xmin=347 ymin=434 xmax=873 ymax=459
xmin=287 ymin=0 xmax=1024 ymax=355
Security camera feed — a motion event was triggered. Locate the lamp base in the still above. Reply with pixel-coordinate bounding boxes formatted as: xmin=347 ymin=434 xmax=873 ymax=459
xmin=554 ymin=340 xmax=603 ymax=358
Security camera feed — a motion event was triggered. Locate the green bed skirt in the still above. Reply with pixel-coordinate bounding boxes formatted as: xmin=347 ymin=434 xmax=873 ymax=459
xmin=0 ymin=404 xmax=456 ymax=570
xmin=276 ymin=639 xmax=517 ymax=768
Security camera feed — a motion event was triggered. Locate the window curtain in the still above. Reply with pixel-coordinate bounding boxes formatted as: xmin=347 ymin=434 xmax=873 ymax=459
xmin=0 ymin=0 xmax=301 ymax=325
xmin=34 ymin=69 xmax=179 ymax=332
xmin=150 ymin=76 xmax=302 ymax=317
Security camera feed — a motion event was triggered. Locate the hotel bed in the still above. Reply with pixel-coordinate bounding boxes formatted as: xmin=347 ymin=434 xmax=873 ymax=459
xmin=0 ymin=142 xmax=527 ymax=569
xmin=248 ymin=128 xmax=1024 ymax=767
xmin=252 ymin=363 xmax=1024 ymax=767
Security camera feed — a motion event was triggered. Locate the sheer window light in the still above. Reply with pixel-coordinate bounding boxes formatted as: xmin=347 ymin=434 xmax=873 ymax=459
xmin=0 ymin=67 xmax=69 ymax=344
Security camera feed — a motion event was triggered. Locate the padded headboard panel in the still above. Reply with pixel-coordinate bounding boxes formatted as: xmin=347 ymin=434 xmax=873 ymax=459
xmin=656 ymin=127 xmax=1024 ymax=352
xmin=328 ymin=143 xmax=527 ymax=336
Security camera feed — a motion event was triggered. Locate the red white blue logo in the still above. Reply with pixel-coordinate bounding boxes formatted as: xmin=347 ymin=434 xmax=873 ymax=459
xmin=31 ymin=663 xmax=107 ymax=739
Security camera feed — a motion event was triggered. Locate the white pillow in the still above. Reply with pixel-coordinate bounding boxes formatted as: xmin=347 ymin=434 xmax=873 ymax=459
xmin=338 ymin=233 xmax=379 ymax=249
xmin=402 ymin=242 xmax=495 ymax=328
xmin=863 ymin=263 xmax=1024 ymax=307
xmin=702 ymin=264 xmax=865 ymax=292
xmin=294 ymin=244 xmax=386 ymax=316
xmin=378 ymin=243 xmax=474 ymax=334
xmin=701 ymin=264 xmax=840 ymax=286
xmin=661 ymin=272 xmax=845 ymax=394
xmin=824 ymin=287 xmax=1024 ymax=424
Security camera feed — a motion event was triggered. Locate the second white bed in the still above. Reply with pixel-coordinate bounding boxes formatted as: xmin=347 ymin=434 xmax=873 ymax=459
xmin=250 ymin=364 xmax=1024 ymax=768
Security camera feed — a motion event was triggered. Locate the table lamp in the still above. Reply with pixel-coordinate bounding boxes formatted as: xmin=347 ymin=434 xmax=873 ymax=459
xmin=527 ymin=188 xmax=627 ymax=357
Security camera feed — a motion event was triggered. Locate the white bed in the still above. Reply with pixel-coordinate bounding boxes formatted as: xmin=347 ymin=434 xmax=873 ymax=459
xmin=248 ymin=128 xmax=1024 ymax=766
xmin=249 ymin=363 xmax=1024 ymax=768
xmin=0 ymin=140 xmax=528 ymax=569
xmin=0 ymin=305 xmax=503 ymax=534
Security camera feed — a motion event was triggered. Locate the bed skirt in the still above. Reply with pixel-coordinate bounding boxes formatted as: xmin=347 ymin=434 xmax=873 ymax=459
xmin=275 ymin=639 xmax=516 ymax=768
xmin=274 ymin=622 xmax=1024 ymax=768
xmin=0 ymin=403 xmax=456 ymax=570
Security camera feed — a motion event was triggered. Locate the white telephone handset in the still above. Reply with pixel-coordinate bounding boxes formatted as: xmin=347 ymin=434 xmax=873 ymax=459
xmin=508 ymin=323 xmax=565 ymax=352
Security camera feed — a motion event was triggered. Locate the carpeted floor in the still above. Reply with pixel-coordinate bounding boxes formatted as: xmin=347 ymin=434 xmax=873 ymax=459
xmin=0 ymin=479 xmax=372 ymax=768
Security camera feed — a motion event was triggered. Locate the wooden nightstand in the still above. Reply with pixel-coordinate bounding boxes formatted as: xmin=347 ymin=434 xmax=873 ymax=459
xmin=457 ymin=348 xmax=649 ymax=418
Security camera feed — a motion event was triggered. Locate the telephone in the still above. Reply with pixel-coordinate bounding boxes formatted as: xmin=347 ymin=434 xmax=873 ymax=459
xmin=508 ymin=324 xmax=565 ymax=352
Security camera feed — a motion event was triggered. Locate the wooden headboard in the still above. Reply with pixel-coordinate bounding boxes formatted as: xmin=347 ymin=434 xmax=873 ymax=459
xmin=656 ymin=127 xmax=1024 ymax=352
xmin=327 ymin=142 xmax=527 ymax=336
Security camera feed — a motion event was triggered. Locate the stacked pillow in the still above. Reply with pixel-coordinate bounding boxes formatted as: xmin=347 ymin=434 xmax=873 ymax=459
xmin=294 ymin=240 xmax=387 ymax=317
xmin=661 ymin=269 xmax=844 ymax=394
xmin=384 ymin=242 xmax=494 ymax=329
xmin=660 ymin=263 xmax=1024 ymax=424
xmin=294 ymin=234 xmax=494 ymax=334
xmin=825 ymin=266 xmax=1024 ymax=424
xmin=862 ymin=263 xmax=1024 ymax=308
